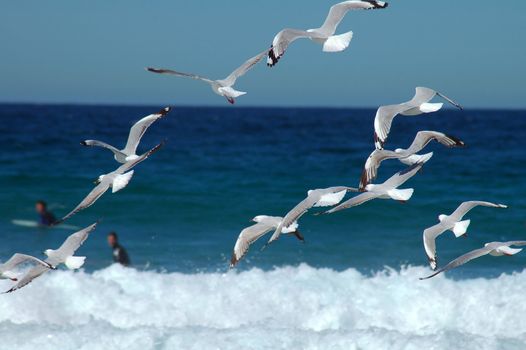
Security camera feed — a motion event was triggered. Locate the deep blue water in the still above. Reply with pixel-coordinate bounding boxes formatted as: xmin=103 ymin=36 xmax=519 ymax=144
xmin=0 ymin=104 xmax=524 ymax=277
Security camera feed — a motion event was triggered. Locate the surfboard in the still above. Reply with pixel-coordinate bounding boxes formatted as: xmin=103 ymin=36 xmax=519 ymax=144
xmin=11 ymin=220 xmax=79 ymax=230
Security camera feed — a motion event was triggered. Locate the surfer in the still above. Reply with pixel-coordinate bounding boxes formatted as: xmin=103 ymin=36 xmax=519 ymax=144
xmin=107 ymin=231 xmax=130 ymax=266
xmin=35 ymin=200 xmax=56 ymax=227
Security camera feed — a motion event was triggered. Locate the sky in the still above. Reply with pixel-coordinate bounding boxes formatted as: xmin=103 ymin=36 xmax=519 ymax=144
xmin=1 ymin=1 xmax=525 ymax=109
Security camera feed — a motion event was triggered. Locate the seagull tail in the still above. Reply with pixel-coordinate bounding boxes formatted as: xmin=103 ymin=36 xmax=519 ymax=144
xmin=322 ymin=31 xmax=353 ymax=53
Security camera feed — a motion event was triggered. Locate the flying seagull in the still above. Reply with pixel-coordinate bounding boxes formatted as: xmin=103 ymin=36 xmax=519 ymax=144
xmin=230 ymin=215 xmax=304 ymax=267
xmin=320 ymin=162 xmax=424 ymax=215
xmin=267 ymin=0 xmax=388 ymax=67
xmin=265 ymin=186 xmax=358 ymax=246
xmin=420 ymin=241 xmax=526 ymax=280
xmin=4 ymin=222 xmax=98 ymax=293
xmin=374 ymin=87 xmax=463 ymax=150
xmin=423 ymin=201 xmax=508 ymax=270
xmin=146 ymin=49 xmax=268 ymax=104
xmin=54 ymin=141 xmax=164 ymax=224
xmin=0 ymin=254 xmax=53 ymax=281
xmin=360 ymin=131 xmax=465 ymax=189
xmin=81 ymin=107 xmax=170 ymax=163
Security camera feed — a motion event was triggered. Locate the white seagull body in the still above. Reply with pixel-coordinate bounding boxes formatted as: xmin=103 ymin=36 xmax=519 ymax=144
xmin=266 ymin=186 xmax=358 ymax=245
xmin=423 ymin=201 xmax=508 ymax=270
xmin=81 ymin=107 xmax=170 ymax=163
xmin=374 ymin=87 xmax=463 ymax=150
xmin=267 ymin=0 xmax=388 ymax=67
xmin=360 ymin=130 xmax=465 ymax=189
xmin=147 ymin=50 xmax=268 ymax=104
xmin=4 ymin=222 xmax=98 ymax=293
xmin=230 ymin=215 xmax=304 ymax=267
xmin=321 ymin=162 xmax=424 ymax=215
xmin=420 ymin=241 xmax=526 ymax=280
xmin=0 ymin=254 xmax=52 ymax=281
xmin=55 ymin=141 xmax=164 ymax=224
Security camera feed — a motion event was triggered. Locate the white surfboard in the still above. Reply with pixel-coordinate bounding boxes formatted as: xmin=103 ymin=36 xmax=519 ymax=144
xmin=12 ymin=219 xmax=79 ymax=230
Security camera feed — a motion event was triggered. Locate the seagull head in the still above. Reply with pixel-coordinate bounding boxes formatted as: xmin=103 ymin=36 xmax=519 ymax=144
xmin=394 ymin=148 xmax=404 ymax=153
xmin=94 ymin=175 xmax=105 ymax=185
xmin=252 ymin=215 xmax=267 ymax=223
xmin=438 ymin=214 xmax=448 ymax=222
xmin=364 ymin=184 xmax=375 ymax=192
xmin=43 ymin=249 xmax=53 ymax=257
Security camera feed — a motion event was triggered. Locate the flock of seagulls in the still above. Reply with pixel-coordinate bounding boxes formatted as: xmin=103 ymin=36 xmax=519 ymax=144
xmin=1 ymin=0 xmax=521 ymax=292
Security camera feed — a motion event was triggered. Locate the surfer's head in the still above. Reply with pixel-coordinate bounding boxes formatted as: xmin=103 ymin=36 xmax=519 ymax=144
xmin=35 ymin=200 xmax=48 ymax=214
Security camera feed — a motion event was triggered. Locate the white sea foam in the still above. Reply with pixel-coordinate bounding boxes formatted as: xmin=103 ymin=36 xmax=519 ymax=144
xmin=1 ymin=264 xmax=525 ymax=350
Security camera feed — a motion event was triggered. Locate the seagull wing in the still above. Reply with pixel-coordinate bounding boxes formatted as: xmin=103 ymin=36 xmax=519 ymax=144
xmin=115 ymin=140 xmax=164 ymax=174
xmin=359 ymin=149 xmax=399 ymax=190
xmin=146 ymin=67 xmax=214 ymax=84
xmin=423 ymin=223 xmax=447 ymax=270
xmin=122 ymin=107 xmax=170 ymax=156
xmin=267 ymin=194 xmax=320 ymax=244
xmin=55 ymin=181 xmax=111 ymax=224
xmin=374 ymin=87 xmax=436 ymax=149
xmin=267 ymin=29 xmax=314 ymax=67
xmin=405 ymin=131 xmax=465 ymax=155
xmin=382 ymin=162 xmax=424 ymax=188
xmin=219 ymin=49 xmax=269 ymax=87
xmin=420 ymin=245 xmax=496 ymax=280
xmin=230 ymin=222 xmax=275 ymax=267
xmin=3 ymin=264 xmax=50 ymax=293
xmin=319 ymin=0 xmax=388 ymax=35
xmin=449 ymin=201 xmax=508 ymax=222
xmin=323 ymin=191 xmax=379 ymax=214
xmin=54 ymin=222 xmax=98 ymax=260
xmin=0 ymin=253 xmax=52 ymax=272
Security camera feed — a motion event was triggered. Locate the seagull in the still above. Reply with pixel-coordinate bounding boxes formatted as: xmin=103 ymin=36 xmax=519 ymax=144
xmin=420 ymin=241 xmax=526 ymax=280
xmin=54 ymin=141 xmax=164 ymax=224
xmin=360 ymin=131 xmax=465 ymax=189
xmin=81 ymin=107 xmax=170 ymax=163
xmin=146 ymin=49 xmax=268 ymax=104
xmin=265 ymin=186 xmax=359 ymax=246
xmin=267 ymin=0 xmax=388 ymax=67
xmin=0 ymin=254 xmax=53 ymax=281
xmin=374 ymin=87 xmax=463 ymax=150
xmin=423 ymin=201 xmax=508 ymax=270
xmin=320 ymin=162 xmax=424 ymax=215
xmin=4 ymin=222 xmax=98 ymax=293
xmin=230 ymin=215 xmax=304 ymax=267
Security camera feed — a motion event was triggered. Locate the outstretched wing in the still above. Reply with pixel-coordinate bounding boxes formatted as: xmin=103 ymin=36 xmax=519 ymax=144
xmin=322 ymin=191 xmax=379 ymax=214
xmin=230 ymin=222 xmax=275 ymax=267
xmin=420 ymin=245 xmax=495 ymax=280
xmin=55 ymin=222 xmax=98 ymax=260
xmin=219 ymin=49 xmax=269 ymax=87
xmin=123 ymin=107 xmax=170 ymax=155
xmin=359 ymin=149 xmax=399 ymax=190
xmin=146 ymin=67 xmax=214 ymax=83
xmin=382 ymin=162 xmax=424 ymax=188
xmin=55 ymin=182 xmax=110 ymax=224
xmin=267 ymin=29 xmax=314 ymax=67
xmin=4 ymin=264 xmax=50 ymax=293
xmin=374 ymin=87 xmax=437 ymax=150
xmin=449 ymin=201 xmax=507 ymax=222
xmin=267 ymin=195 xmax=318 ymax=244
xmin=0 ymin=253 xmax=52 ymax=271
xmin=319 ymin=0 xmax=388 ymax=35
xmin=422 ymin=223 xmax=447 ymax=270
xmin=405 ymin=131 xmax=464 ymax=155
xmin=116 ymin=140 xmax=165 ymax=174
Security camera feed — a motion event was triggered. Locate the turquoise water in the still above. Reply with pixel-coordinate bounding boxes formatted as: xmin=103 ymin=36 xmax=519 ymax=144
xmin=0 ymin=104 xmax=523 ymax=276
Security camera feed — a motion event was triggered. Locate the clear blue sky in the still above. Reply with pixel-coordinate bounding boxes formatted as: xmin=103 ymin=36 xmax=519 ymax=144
xmin=1 ymin=1 xmax=525 ymax=108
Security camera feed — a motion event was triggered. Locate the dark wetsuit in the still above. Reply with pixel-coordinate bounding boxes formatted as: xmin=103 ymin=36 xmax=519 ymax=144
xmin=39 ymin=211 xmax=56 ymax=226
xmin=112 ymin=244 xmax=130 ymax=266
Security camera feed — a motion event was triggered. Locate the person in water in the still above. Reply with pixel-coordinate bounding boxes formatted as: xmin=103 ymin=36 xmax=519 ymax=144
xmin=35 ymin=200 xmax=56 ymax=226
xmin=107 ymin=231 xmax=130 ymax=266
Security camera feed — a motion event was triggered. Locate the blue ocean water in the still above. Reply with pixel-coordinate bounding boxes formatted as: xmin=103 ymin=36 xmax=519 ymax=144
xmin=0 ymin=104 xmax=525 ymax=349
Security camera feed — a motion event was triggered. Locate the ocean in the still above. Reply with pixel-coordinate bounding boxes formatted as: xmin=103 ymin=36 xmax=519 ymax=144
xmin=0 ymin=104 xmax=525 ymax=349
